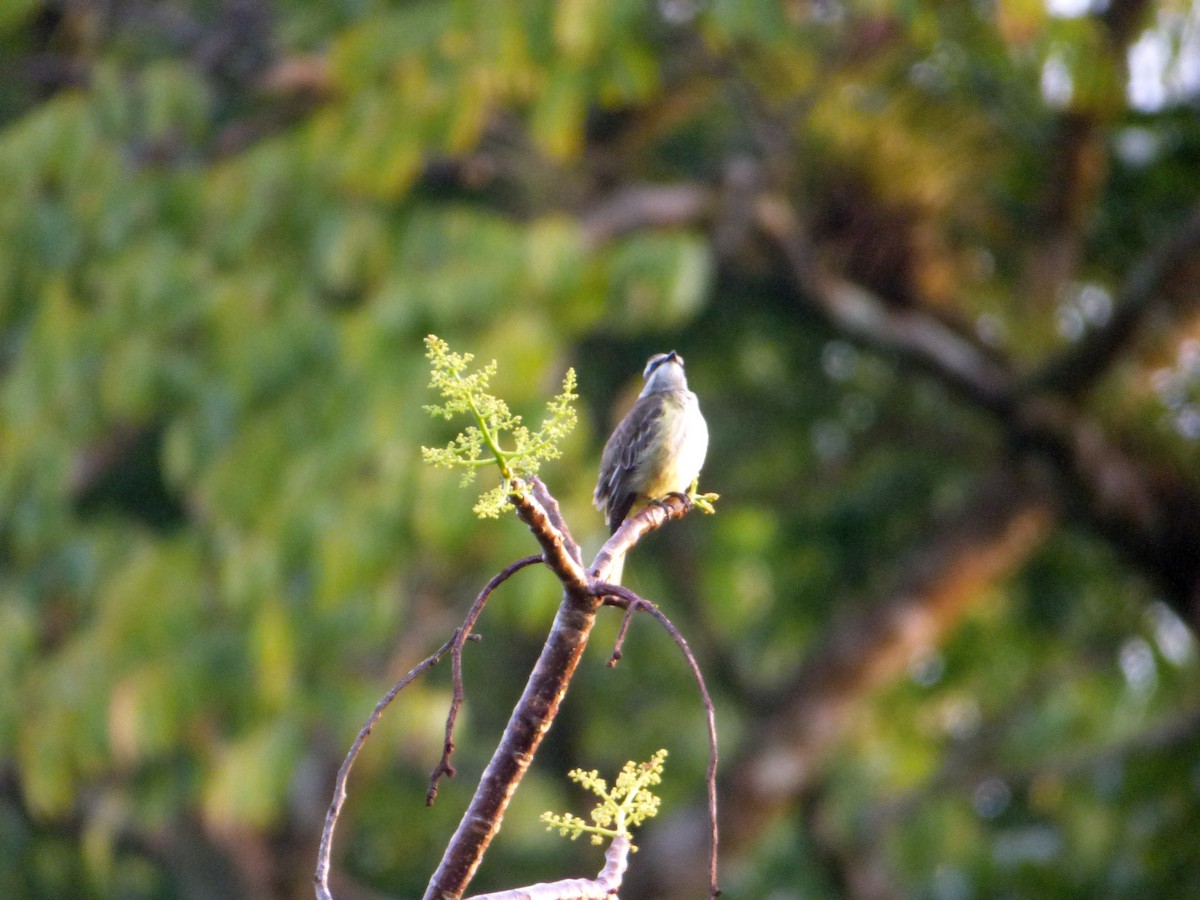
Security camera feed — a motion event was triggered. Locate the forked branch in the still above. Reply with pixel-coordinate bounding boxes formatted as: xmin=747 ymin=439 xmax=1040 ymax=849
xmin=318 ymin=341 xmax=716 ymax=900
xmin=315 ymin=637 xmax=458 ymax=900
xmin=463 ymin=835 xmax=632 ymax=900
xmin=422 ymin=490 xmax=709 ymax=900
xmin=429 ymin=554 xmax=546 ymax=804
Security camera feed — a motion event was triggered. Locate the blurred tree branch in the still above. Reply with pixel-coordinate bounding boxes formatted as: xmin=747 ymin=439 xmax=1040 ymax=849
xmin=575 ymin=173 xmax=1200 ymax=617
xmin=1027 ymin=204 xmax=1200 ymax=397
xmin=752 ymin=194 xmax=1016 ymax=413
xmin=575 ymin=160 xmax=1200 ymax=890
xmin=756 ymin=190 xmax=1200 ymax=616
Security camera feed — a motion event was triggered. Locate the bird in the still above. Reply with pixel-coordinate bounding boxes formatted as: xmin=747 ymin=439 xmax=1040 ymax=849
xmin=593 ymin=351 xmax=708 ymax=583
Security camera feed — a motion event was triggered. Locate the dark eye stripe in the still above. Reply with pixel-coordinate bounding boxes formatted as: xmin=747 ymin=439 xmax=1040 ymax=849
xmin=644 ymin=351 xmax=682 ymax=378
xmin=644 ymin=354 xmax=669 ymax=377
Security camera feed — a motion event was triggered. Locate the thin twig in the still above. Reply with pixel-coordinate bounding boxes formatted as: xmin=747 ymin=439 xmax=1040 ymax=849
xmin=315 ymin=638 xmax=457 ymax=900
xmin=596 ymin=583 xmax=721 ymax=899
xmin=429 ymin=555 xmax=545 ymax=804
xmin=607 ymin=603 xmax=639 ymax=667
xmin=530 ymin=476 xmax=583 ymax=567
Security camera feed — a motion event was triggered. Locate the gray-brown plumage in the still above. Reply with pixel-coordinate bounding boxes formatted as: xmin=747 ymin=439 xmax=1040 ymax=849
xmin=594 ymin=351 xmax=708 ymax=582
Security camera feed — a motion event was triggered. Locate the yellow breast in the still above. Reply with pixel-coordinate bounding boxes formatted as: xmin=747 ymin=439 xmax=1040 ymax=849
xmin=638 ymin=391 xmax=708 ymax=500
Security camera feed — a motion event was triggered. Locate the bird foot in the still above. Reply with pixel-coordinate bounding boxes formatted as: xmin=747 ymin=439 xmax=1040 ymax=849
xmin=649 ymin=495 xmax=682 ymax=514
xmin=656 ymin=482 xmax=719 ymax=516
xmin=661 ymin=491 xmax=692 ymax=511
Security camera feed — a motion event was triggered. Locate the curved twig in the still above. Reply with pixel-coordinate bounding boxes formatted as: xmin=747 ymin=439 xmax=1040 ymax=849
xmin=597 ymin=583 xmax=721 ymax=900
xmin=315 ymin=638 xmax=457 ymax=900
xmin=429 ymin=554 xmax=545 ymax=804
xmin=606 ymin=603 xmax=639 ymax=667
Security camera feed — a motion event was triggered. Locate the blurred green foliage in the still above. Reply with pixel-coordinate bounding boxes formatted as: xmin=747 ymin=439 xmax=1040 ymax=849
xmin=1 ymin=1 xmax=1199 ymax=898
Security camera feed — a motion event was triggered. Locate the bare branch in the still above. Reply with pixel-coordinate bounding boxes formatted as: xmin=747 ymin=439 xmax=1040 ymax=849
xmin=579 ymin=184 xmax=714 ymax=250
xmin=429 ymin=555 xmax=545 ymax=805
xmin=321 ymin=481 xmax=704 ymax=899
xmin=510 ymin=480 xmax=591 ymax=594
xmin=463 ymin=834 xmax=631 ymax=900
xmin=1028 ymin=204 xmax=1200 ymax=396
xmin=598 ymin=584 xmax=721 ymax=900
xmin=315 ymin=638 xmax=457 ymax=900
xmin=590 ymin=493 xmax=696 ymax=583
xmin=423 ymin=486 xmax=706 ymax=899
xmin=530 ymin=476 xmax=584 ymax=567
xmin=754 ymin=195 xmax=1015 ymax=413
xmin=422 ymin=584 xmax=600 ymax=897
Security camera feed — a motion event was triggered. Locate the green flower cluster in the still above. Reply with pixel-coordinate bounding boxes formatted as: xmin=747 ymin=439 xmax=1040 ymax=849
xmin=421 ymin=335 xmax=578 ymax=517
xmin=541 ymin=749 xmax=667 ymax=849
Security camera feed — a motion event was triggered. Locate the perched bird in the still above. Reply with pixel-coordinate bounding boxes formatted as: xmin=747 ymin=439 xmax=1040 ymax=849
xmin=594 ymin=351 xmax=708 ymax=583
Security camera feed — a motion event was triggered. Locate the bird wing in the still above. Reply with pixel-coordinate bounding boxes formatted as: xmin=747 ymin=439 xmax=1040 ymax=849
xmin=594 ymin=393 xmax=666 ymax=532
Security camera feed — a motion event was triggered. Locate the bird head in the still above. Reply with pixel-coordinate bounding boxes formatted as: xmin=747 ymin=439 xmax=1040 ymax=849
xmin=640 ymin=350 xmax=688 ymax=395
